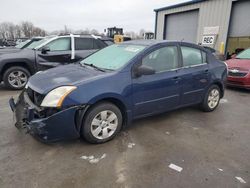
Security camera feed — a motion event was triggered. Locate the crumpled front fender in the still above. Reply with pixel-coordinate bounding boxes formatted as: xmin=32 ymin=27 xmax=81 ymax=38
xmin=27 ymin=106 xmax=80 ymax=142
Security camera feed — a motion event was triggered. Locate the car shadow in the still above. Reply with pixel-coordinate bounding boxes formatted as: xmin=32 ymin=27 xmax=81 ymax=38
xmin=125 ymin=105 xmax=201 ymax=132
xmin=226 ymin=86 xmax=250 ymax=94
xmin=0 ymin=83 xmax=6 ymax=90
xmin=0 ymin=83 xmax=21 ymax=97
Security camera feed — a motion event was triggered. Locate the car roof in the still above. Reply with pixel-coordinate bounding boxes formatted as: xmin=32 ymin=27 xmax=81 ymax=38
xmin=31 ymin=37 xmax=44 ymax=39
xmin=122 ymin=40 xmax=207 ymax=51
xmin=33 ymin=34 xmax=110 ymax=50
xmin=47 ymin=34 xmax=112 ymax=41
xmin=122 ymin=40 xmax=167 ymax=46
xmin=58 ymin=34 xmax=106 ymax=39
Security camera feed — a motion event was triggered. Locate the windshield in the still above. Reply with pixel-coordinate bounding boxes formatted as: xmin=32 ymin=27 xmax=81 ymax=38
xmin=15 ymin=39 xmax=31 ymax=49
xmin=236 ymin=49 xmax=250 ymax=59
xmin=26 ymin=36 xmax=53 ymax=49
xmin=80 ymin=44 xmax=145 ymax=70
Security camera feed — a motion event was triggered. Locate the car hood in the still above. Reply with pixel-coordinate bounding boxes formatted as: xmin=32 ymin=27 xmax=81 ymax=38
xmin=226 ymin=59 xmax=250 ymax=70
xmin=0 ymin=48 xmax=33 ymax=59
xmin=28 ymin=64 xmax=108 ymax=94
xmin=0 ymin=48 xmax=21 ymax=55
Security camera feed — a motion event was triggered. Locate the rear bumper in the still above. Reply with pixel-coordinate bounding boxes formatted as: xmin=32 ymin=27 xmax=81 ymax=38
xmin=227 ymin=76 xmax=250 ymax=89
xmin=9 ymin=92 xmax=81 ymax=142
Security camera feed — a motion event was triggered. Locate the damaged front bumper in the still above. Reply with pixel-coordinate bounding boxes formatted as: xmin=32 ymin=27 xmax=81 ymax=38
xmin=9 ymin=91 xmax=82 ymax=142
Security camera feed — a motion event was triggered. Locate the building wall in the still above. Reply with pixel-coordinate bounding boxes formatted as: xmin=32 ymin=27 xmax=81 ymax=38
xmin=155 ymin=0 xmax=234 ymax=51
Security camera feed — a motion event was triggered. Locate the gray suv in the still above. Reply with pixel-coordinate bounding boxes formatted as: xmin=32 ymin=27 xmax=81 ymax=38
xmin=0 ymin=34 xmax=112 ymax=89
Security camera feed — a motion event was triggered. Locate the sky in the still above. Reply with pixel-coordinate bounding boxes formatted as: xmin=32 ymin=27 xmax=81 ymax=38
xmin=0 ymin=0 xmax=188 ymax=33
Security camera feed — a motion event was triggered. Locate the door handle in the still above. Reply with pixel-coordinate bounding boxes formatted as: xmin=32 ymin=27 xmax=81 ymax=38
xmin=204 ymin=69 xmax=209 ymax=74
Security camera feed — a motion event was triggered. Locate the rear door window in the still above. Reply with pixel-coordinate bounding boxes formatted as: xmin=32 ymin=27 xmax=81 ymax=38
xmin=181 ymin=46 xmax=206 ymax=67
xmin=75 ymin=38 xmax=94 ymax=50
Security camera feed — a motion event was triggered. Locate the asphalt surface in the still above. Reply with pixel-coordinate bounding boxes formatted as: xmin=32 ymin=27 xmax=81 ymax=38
xmin=0 ymin=84 xmax=249 ymax=188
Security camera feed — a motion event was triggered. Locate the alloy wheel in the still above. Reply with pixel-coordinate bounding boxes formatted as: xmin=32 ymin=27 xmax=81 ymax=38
xmin=8 ymin=71 xmax=28 ymax=88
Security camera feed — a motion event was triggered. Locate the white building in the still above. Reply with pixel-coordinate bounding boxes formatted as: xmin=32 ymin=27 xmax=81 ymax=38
xmin=154 ymin=0 xmax=250 ymax=55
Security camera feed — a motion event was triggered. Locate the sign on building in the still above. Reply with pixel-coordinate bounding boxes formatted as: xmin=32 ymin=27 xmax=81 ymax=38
xmin=202 ymin=26 xmax=219 ymax=46
xmin=202 ymin=35 xmax=216 ymax=45
xmin=203 ymin=26 xmax=220 ymax=35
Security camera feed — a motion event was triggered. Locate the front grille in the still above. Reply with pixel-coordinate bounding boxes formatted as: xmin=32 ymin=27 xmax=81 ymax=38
xmin=26 ymin=87 xmax=45 ymax=106
xmin=228 ymin=71 xmax=247 ymax=77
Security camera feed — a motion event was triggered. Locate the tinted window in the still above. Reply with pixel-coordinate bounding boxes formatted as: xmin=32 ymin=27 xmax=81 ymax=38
xmin=142 ymin=46 xmax=179 ymax=73
xmin=202 ymin=51 xmax=207 ymax=64
xmin=181 ymin=46 xmax=204 ymax=66
xmin=103 ymin=40 xmax=114 ymax=46
xmin=75 ymin=38 xmax=94 ymax=50
xmin=93 ymin=40 xmax=107 ymax=49
xmin=46 ymin=37 xmax=71 ymax=51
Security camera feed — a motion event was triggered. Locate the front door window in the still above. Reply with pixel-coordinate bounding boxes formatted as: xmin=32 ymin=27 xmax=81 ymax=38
xmin=46 ymin=37 xmax=71 ymax=51
xmin=142 ymin=46 xmax=179 ymax=73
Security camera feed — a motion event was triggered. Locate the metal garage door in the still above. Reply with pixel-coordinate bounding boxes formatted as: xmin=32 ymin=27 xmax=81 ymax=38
xmin=164 ymin=10 xmax=199 ymax=42
xmin=229 ymin=0 xmax=250 ymax=37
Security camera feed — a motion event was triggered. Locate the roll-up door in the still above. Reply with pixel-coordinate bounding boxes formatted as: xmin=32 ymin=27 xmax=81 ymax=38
xmin=164 ymin=10 xmax=199 ymax=43
xmin=229 ymin=0 xmax=250 ymax=37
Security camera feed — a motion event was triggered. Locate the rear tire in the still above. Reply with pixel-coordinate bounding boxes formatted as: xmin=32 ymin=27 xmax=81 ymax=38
xmin=3 ymin=66 xmax=30 ymax=90
xmin=201 ymin=85 xmax=221 ymax=112
xmin=81 ymin=102 xmax=123 ymax=144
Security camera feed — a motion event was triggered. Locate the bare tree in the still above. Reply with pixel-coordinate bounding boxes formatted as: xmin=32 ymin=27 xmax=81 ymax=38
xmin=63 ymin=25 xmax=72 ymax=34
xmin=0 ymin=22 xmax=18 ymax=39
xmin=20 ymin=21 xmax=34 ymax=38
xmin=0 ymin=22 xmax=10 ymax=39
xmin=8 ymin=23 xmax=16 ymax=39
xmin=81 ymin=28 xmax=90 ymax=35
xmin=0 ymin=21 xmax=109 ymax=40
xmin=90 ymin=29 xmax=99 ymax=35
xmin=15 ymin=25 xmax=22 ymax=38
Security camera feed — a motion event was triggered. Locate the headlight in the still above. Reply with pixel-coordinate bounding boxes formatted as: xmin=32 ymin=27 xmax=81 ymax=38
xmin=41 ymin=86 xmax=77 ymax=107
xmin=223 ymin=61 xmax=228 ymax=74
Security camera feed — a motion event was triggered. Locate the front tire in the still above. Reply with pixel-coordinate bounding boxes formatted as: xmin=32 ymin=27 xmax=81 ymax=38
xmin=201 ymin=85 xmax=221 ymax=112
xmin=3 ymin=66 xmax=30 ymax=90
xmin=81 ymin=102 xmax=123 ymax=144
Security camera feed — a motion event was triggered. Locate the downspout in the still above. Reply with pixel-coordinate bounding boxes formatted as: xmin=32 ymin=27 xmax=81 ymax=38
xmin=154 ymin=11 xmax=158 ymax=39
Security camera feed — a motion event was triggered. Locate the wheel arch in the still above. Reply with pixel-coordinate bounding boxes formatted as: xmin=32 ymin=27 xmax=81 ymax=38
xmin=76 ymin=95 xmax=129 ymax=132
xmin=211 ymin=81 xmax=224 ymax=98
xmin=0 ymin=62 xmax=32 ymax=81
xmin=90 ymin=97 xmax=128 ymax=127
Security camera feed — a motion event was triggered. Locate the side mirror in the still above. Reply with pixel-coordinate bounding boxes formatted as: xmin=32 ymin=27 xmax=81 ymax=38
xmin=41 ymin=46 xmax=50 ymax=54
xmin=135 ymin=64 xmax=155 ymax=77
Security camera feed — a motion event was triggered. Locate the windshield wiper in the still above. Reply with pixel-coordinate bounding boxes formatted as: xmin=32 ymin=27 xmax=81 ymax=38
xmin=83 ymin=63 xmax=106 ymax=72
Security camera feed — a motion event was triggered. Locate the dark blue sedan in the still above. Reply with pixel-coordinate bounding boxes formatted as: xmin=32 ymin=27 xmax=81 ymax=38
xmin=9 ymin=40 xmax=227 ymax=143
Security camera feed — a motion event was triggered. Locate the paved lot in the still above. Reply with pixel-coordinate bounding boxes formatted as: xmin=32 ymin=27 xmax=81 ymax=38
xmin=0 ymin=84 xmax=249 ymax=188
